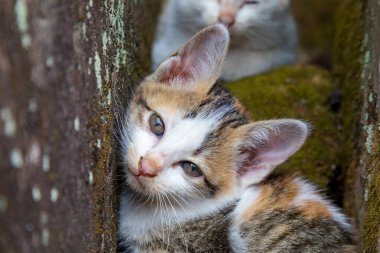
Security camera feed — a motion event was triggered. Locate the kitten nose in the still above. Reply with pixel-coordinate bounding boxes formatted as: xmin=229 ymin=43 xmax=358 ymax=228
xmin=218 ymin=13 xmax=235 ymax=27
xmin=138 ymin=156 xmax=161 ymax=177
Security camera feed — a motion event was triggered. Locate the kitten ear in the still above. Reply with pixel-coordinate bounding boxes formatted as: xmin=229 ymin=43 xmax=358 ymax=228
xmin=148 ymin=24 xmax=230 ymax=87
xmin=234 ymin=119 xmax=308 ymax=187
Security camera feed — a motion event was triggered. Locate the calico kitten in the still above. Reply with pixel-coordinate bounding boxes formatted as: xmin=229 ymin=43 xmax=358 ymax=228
xmin=119 ymin=25 xmax=355 ymax=252
xmin=152 ymin=0 xmax=297 ymax=81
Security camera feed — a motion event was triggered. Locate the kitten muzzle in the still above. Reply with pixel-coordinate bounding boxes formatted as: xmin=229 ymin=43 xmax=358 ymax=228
xmin=137 ymin=156 xmax=161 ymax=177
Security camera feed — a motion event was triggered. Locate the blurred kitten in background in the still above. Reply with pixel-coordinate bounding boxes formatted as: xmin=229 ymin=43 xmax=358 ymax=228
xmin=152 ymin=0 xmax=297 ymax=81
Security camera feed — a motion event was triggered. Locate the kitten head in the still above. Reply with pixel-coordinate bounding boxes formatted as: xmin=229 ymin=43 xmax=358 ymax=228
xmin=174 ymin=0 xmax=292 ymax=40
xmin=122 ymin=25 xmax=307 ymax=204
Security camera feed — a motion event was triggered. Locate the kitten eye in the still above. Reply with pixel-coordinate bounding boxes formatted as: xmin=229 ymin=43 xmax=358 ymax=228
xmin=181 ymin=161 xmax=203 ymax=177
xmin=245 ymin=0 xmax=259 ymax=4
xmin=149 ymin=113 xmax=165 ymax=137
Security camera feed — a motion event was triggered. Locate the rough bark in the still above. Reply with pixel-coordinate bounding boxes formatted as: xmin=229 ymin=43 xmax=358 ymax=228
xmin=334 ymin=0 xmax=380 ymax=251
xmin=356 ymin=0 xmax=380 ymax=251
xmin=0 ymin=0 xmax=160 ymax=252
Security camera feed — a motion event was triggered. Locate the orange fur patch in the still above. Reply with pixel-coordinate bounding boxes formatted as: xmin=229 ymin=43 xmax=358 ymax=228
xmin=241 ymin=178 xmax=299 ymax=222
xmin=201 ymin=128 xmax=237 ymax=197
xmin=141 ymin=82 xmax=206 ymax=115
xmin=234 ymin=99 xmax=247 ymax=115
xmin=298 ymin=201 xmax=332 ymax=219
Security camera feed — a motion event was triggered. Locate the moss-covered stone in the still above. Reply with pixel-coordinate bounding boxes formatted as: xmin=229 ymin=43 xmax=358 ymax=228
xmin=226 ymin=66 xmax=338 ymax=191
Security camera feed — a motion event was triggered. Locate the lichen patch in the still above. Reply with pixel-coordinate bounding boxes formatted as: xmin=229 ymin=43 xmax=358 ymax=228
xmin=14 ymin=0 xmax=31 ymax=49
xmin=10 ymin=148 xmax=24 ymax=169
xmin=0 ymin=107 xmax=17 ymax=137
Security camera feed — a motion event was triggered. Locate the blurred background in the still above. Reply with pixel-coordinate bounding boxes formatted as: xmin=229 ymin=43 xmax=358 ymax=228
xmin=0 ymin=0 xmax=378 ymax=252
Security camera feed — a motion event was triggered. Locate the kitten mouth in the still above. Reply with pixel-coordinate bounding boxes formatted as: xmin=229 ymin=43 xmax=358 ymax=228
xmin=129 ymin=171 xmax=145 ymax=189
xmin=129 ymin=171 xmax=156 ymax=191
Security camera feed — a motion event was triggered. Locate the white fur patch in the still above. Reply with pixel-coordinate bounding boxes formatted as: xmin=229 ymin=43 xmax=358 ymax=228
xmin=228 ymin=187 xmax=261 ymax=253
xmin=119 ymin=190 xmax=239 ymax=246
xmin=230 ymin=187 xmax=261 ymax=225
xmin=132 ymin=126 xmax=157 ymax=159
xmin=151 ymin=116 xmax=215 ymax=163
xmin=229 ymin=225 xmax=247 ymax=253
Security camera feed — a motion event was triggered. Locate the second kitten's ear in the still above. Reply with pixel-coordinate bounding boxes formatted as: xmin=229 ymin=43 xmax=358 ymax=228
xmin=234 ymin=120 xmax=308 ymax=188
xmin=148 ymin=24 xmax=230 ymax=87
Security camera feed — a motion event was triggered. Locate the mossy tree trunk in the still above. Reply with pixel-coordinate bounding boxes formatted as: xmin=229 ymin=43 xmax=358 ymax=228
xmin=354 ymin=0 xmax=380 ymax=251
xmin=0 ymin=0 xmax=160 ymax=252
xmin=334 ymin=0 xmax=379 ymax=251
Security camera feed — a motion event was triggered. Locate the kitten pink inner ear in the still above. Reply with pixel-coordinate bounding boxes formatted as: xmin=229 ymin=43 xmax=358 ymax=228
xmin=150 ymin=24 xmax=230 ymax=86
xmin=237 ymin=120 xmax=308 ymax=186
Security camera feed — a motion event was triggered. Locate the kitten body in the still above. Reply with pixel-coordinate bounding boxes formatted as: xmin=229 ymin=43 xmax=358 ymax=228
xmin=152 ymin=0 xmax=297 ymax=81
xmin=120 ymin=176 xmax=354 ymax=253
xmin=119 ymin=25 xmax=355 ymax=252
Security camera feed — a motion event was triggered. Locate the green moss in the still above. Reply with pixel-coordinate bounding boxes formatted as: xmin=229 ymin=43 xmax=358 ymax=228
xmin=332 ymin=0 xmax=364 ymax=218
xmin=292 ymin=0 xmax=341 ymax=66
xmin=125 ymin=0 xmax=163 ymax=83
xmin=226 ymin=66 xmax=337 ymax=190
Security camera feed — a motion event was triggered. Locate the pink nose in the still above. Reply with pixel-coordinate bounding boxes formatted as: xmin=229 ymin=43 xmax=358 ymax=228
xmin=138 ymin=156 xmax=160 ymax=177
xmin=218 ymin=14 xmax=235 ymax=27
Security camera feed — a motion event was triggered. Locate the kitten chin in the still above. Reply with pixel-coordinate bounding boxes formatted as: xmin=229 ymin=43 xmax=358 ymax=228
xmin=152 ymin=0 xmax=298 ymax=81
xmin=119 ymin=25 xmax=355 ymax=252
